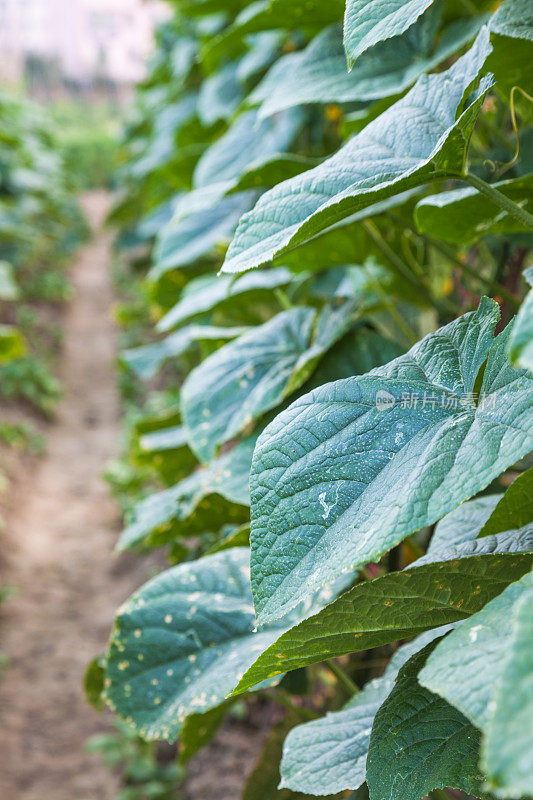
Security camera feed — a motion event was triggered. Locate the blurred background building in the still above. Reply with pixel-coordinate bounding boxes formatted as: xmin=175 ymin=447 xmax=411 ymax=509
xmin=0 ymin=0 xmax=168 ymax=94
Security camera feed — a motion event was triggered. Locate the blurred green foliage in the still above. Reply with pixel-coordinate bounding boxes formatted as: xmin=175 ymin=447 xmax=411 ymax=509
xmin=0 ymin=90 xmax=87 ymax=414
xmin=50 ymin=101 xmax=121 ymax=190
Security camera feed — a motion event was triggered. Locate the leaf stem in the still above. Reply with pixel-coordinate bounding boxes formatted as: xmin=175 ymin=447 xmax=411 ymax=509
xmin=464 ymin=172 xmax=533 ymax=231
xmin=274 ymin=287 xmax=293 ymax=310
xmin=362 ymin=221 xmax=457 ymax=316
xmin=325 ymin=659 xmax=359 ymax=696
xmin=388 ymin=213 xmax=520 ymax=309
xmin=364 ymin=268 xmax=418 ymax=347
xmin=425 ymin=235 xmax=519 ymax=310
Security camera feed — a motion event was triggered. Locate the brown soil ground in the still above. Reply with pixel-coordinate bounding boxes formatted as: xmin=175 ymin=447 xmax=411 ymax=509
xmin=0 ymin=192 xmax=265 ymax=800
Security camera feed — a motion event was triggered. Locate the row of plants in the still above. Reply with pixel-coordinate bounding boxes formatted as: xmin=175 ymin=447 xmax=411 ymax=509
xmin=98 ymin=1 xmax=533 ymax=798
xmin=0 ymin=90 xmax=87 ymax=419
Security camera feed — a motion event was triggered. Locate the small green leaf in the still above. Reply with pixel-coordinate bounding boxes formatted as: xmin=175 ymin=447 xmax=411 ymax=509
xmin=343 ymin=0 xmax=436 ymax=66
xmin=478 ymin=466 xmax=533 ymax=537
xmin=487 ymin=0 xmax=533 ymax=94
xmin=84 ymin=655 xmax=107 ymax=712
xmin=507 ymin=267 xmax=533 ymax=373
xmin=197 ymin=61 xmax=244 ymax=126
xmin=367 ymin=643 xmax=487 ymax=800
xmin=193 ymin=107 xmax=304 ymax=190
xmin=203 ymin=0 xmax=345 ymax=72
xmin=233 ymin=553 xmax=533 ymax=695
xmin=150 ymin=192 xmax=258 ymax=280
xmin=121 ymin=325 xmax=249 ymax=380
xmin=137 ymin=424 xmax=189 ymax=455
xmin=413 ymin=523 xmax=533 ymax=565
xmin=117 ymin=433 xmax=256 ymax=551
xmin=428 ymin=494 xmax=502 ymax=551
xmin=179 ymin=702 xmax=232 ymax=764
xmin=0 ymin=325 xmax=25 ymax=362
xmin=207 ymin=523 xmax=250 ymax=554
xmin=181 ymin=302 xmax=359 ymax=462
xmin=415 ymin=173 xmax=533 ymax=244
xmin=489 ymin=0 xmax=533 ymax=41
xmin=158 ymin=267 xmax=293 ymax=332
xmin=136 ymin=424 xmax=197 ymax=485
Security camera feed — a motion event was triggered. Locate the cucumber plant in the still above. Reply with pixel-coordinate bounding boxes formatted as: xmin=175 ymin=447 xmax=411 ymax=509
xmin=102 ymin=0 xmax=533 ymax=797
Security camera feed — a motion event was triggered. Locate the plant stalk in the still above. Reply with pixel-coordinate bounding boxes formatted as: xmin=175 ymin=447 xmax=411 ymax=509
xmin=325 ymin=659 xmax=359 ymax=696
xmin=274 ymin=287 xmax=293 ymax=310
xmin=465 ymin=172 xmax=533 ymax=230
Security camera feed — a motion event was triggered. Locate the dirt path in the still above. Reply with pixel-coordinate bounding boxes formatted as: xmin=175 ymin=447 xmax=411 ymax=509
xmin=0 ymin=191 xmax=268 ymax=800
xmin=0 ymin=192 xmax=158 ymax=800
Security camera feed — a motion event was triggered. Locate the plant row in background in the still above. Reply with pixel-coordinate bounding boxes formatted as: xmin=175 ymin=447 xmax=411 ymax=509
xmin=0 ymin=91 xmax=88 ymax=420
xmin=98 ymin=1 xmax=533 ymax=798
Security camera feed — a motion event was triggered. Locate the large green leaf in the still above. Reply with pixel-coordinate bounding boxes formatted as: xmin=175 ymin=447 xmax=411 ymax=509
xmin=479 ymin=467 xmax=533 ymax=537
xmin=150 ymin=191 xmax=258 ymax=280
xmin=221 ymin=31 xmax=492 ymax=275
xmin=366 ymin=643 xmax=487 ymax=800
xmin=232 ymin=553 xmax=533 ymax=694
xmin=343 ymin=0 xmax=436 ymax=66
xmin=507 ymin=266 xmax=533 ymax=372
xmin=279 ymin=626 xmax=455 ymax=795
xmin=117 ymin=433 xmax=256 ymax=551
xmin=121 ymin=325 xmax=249 ymax=380
xmin=181 ymin=302 xmax=360 ymax=463
xmin=253 ymin=7 xmax=478 ymax=117
xmin=482 ymin=574 xmax=533 ymax=798
xmin=419 ymin=569 xmax=533 ymax=730
xmin=258 ymin=13 xmax=481 ymax=118
xmin=249 ymin=300 xmax=533 ymax=623
xmin=158 ymin=267 xmax=293 ymax=332
xmin=104 ymin=548 xmax=347 ymax=741
xmin=415 ymin=173 xmax=533 ymax=244
xmin=203 ymin=0 xmax=345 ymax=71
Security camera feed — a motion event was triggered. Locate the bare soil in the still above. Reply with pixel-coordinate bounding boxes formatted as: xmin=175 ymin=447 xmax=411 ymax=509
xmin=0 ymin=192 xmax=265 ymax=800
